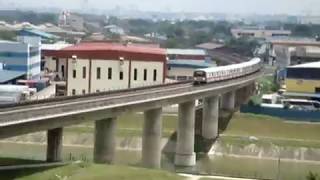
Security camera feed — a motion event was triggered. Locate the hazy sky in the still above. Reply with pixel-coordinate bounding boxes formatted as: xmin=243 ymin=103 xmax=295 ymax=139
xmin=2 ymin=0 xmax=320 ymax=15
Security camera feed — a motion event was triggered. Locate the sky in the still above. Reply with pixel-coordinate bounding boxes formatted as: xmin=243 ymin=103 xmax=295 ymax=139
xmin=1 ymin=0 xmax=320 ymax=15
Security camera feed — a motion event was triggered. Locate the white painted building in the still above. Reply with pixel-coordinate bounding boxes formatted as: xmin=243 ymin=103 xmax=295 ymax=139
xmin=44 ymin=43 xmax=167 ymax=96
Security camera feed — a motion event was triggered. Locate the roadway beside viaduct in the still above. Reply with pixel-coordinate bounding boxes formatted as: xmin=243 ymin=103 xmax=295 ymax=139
xmin=0 ymin=71 xmax=261 ymax=169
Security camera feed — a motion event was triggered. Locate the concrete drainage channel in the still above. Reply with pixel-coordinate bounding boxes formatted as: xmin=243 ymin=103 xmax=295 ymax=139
xmin=179 ymin=173 xmax=259 ymax=180
xmin=0 ymin=162 xmax=68 ymax=171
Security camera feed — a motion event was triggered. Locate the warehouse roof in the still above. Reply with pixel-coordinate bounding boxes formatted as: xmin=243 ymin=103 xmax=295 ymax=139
xmin=18 ymin=29 xmax=59 ymax=39
xmin=168 ymin=60 xmax=214 ymax=69
xmin=167 ymin=49 xmax=207 ymax=56
xmin=0 ymin=70 xmax=26 ymax=84
xmin=289 ymin=62 xmax=320 ymax=69
xmin=44 ymin=42 xmax=167 ymax=62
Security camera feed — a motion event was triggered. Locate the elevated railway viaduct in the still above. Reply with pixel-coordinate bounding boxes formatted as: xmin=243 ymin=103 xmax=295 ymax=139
xmin=0 ymin=71 xmax=261 ymax=168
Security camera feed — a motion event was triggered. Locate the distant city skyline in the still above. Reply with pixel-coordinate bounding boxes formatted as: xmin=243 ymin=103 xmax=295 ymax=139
xmin=1 ymin=0 xmax=320 ymax=15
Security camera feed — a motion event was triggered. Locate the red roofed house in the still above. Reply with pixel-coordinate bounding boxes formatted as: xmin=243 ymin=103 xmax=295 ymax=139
xmin=43 ymin=42 xmax=167 ymax=96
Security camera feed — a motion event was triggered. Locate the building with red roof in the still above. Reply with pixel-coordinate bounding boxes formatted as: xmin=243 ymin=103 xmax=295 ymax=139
xmin=43 ymin=42 xmax=167 ymax=96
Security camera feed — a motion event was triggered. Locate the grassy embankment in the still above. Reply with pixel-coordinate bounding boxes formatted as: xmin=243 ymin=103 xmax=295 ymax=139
xmin=221 ymin=113 xmax=320 ymax=148
xmin=0 ymin=163 xmax=183 ymax=180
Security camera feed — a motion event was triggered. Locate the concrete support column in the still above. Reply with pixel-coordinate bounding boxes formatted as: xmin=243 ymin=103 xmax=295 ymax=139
xmin=221 ymin=91 xmax=236 ymax=111
xmin=47 ymin=128 xmax=63 ymax=162
xmin=94 ymin=118 xmax=117 ymax=164
xmin=142 ymin=108 xmax=162 ymax=169
xmin=202 ymin=96 xmax=219 ymax=139
xmin=175 ymin=100 xmax=196 ymax=166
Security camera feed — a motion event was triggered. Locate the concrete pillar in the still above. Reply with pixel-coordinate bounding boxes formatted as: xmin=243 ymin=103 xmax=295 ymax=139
xmin=94 ymin=118 xmax=117 ymax=164
xmin=142 ymin=108 xmax=162 ymax=169
xmin=47 ymin=128 xmax=63 ymax=162
xmin=175 ymin=101 xmax=196 ymax=166
xmin=221 ymin=91 xmax=236 ymax=111
xmin=202 ymin=96 xmax=219 ymax=139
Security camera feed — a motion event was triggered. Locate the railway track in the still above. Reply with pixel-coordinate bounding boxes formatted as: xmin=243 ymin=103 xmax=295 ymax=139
xmin=0 ymin=81 xmax=192 ymax=112
xmin=0 ymin=82 xmax=194 ymax=124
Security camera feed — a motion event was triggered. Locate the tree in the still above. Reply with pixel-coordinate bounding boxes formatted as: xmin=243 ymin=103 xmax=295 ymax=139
xmin=292 ymin=25 xmax=313 ymax=37
xmin=307 ymin=172 xmax=319 ymax=180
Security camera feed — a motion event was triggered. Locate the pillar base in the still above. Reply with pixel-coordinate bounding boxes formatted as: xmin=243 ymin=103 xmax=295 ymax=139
xmin=174 ymin=153 xmax=196 ymax=166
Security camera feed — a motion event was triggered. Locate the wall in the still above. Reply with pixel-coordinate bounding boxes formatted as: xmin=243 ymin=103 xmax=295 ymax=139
xmin=286 ymin=79 xmax=320 ymax=93
xmin=67 ymin=59 xmax=90 ymax=96
xmin=130 ymin=61 xmax=164 ymax=88
xmin=90 ymin=59 xmax=130 ymax=92
xmin=168 ymin=67 xmax=194 ymax=80
xmin=66 ymin=59 xmax=165 ymax=95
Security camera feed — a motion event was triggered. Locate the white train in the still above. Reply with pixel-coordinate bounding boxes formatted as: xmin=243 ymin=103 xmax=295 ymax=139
xmin=194 ymin=58 xmax=262 ymax=84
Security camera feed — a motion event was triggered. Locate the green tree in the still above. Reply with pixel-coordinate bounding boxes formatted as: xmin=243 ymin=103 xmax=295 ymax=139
xmin=307 ymin=172 xmax=319 ymax=180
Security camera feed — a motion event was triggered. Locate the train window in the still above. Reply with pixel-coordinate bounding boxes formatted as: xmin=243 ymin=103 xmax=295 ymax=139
xmin=194 ymin=71 xmax=205 ymax=77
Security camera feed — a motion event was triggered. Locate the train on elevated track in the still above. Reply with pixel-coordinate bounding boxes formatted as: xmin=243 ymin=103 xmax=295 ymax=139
xmin=193 ymin=58 xmax=262 ymax=84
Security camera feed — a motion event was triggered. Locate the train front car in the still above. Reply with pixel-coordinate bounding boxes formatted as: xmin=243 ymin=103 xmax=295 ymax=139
xmin=193 ymin=70 xmax=207 ymax=84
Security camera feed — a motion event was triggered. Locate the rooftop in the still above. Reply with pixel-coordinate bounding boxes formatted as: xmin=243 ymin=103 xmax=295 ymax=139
xmin=289 ymin=61 xmax=320 ymax=68
xmin=0 ymin=70 xmax=26 ymax=84
xmin=168 ymin=60 xmax=214 ymax=69
xmin=167 ymin=49 xmax=207 ymax=56
xmin=195 ymin=42 xmax=224 ymax=50
xmin=44 ymin=42 xmax=167 ymax=62
xmin=18 ymin=29 xmax=59 ymax=40
xmin=42 ymin=42 xmax=73 ymax=51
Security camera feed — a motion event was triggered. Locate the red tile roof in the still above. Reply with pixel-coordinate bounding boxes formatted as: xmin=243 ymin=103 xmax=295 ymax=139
xmin=43 ymin=42 xmax=167 ymax=62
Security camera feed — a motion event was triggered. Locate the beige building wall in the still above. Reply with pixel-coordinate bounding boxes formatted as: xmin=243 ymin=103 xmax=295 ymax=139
xmin=67 ymin=59 xmax=90 ymax=96
xmin=65 ymin=59 xmax=165 ymax=96
xmin=43 ymin=56 xmax=57 ymax=72
xmin=90 ymin=60 xmax=130 ymax=92
xmin=57 ymin=58 xmax=67 ymax=80
xmin=168 ymin=67 xmax=194 ymax=80
xmin=130 ymin=61 xmax=164 ymax=88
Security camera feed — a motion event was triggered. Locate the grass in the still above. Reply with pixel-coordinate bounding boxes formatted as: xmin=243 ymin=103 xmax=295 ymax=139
xmin=223 ymin=113 xmax=320 ymax=143
xmin=65 ymin=113 xmax=178 ymax=137
xmin=197 ymin=155 xmax=320 ymax=180
xmin=0 ymin=163 xmax=183 ymax=180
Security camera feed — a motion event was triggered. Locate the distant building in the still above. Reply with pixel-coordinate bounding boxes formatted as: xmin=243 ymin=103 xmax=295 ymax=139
xmin=285 ymin=62 xmax=320 ymax=99
xmin=0 ymin=29 xmax=58 ymax=80
xmin=167 ymin=49 xmax=209 ymax=62
xmin=231 ymin=28 xmax=291 ymax=39
xmin=166 ymin=49 xmax=215 ymax=80
xmin=167 ymin=60 xmax=214 ymax=81
xmin=269 ymin=38 xmax=320 ymax=68
xmin=43 ymin=42 xmax=167 ymax=96
xmin=104 ymin=25 xmax=125 ymax=35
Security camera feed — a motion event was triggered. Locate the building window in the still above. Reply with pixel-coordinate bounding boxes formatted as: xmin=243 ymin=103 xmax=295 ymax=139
xmin=134 ymin=68 xmax=138 ymax=81
xmin=72 ymin=89 xmax=76 ymax=95
xmin=120 ymin=71 xmax=123 ymax=80
xmin=144 ymin=69 xmax=147 ymax=81
xmin=108 ymin=68 xmax=112 ymax=80
xmin=153 ymin=69 xmax=157 ymax=81
xmin=61 ymin=65 xmax=65 ymax=77
xmin=82 ymin=67 xmax=86 ymax=79
xmin=73 ymin=69 xmax=76 ymax=78
xmin=97 ymin=67 xmax=101 ymax=79
xmin=82 ymin=89 xmax=86 ymax=94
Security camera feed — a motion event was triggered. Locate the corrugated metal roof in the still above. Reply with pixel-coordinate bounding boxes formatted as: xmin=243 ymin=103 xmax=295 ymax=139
xmin=289 ymin=62 xmax=320 ymax=68
xmin=167 ymin=49 xmax=207 ymax=56
xmin=19 ymin=29 xmax=59 ymax=39
xmin=44 ymin=42 xmax=167 ymax=62
xmin=0 ymin=70 xmax=26 ymax=83
xmin=168 ymin=60 xmax=214 ymax=69
xmin=42 ymin=43 xmax=73 ymax=51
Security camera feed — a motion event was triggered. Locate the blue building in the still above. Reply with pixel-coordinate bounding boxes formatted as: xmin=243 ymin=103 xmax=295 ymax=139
xmin=0 ymin=29 xmax=58 ymax=80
